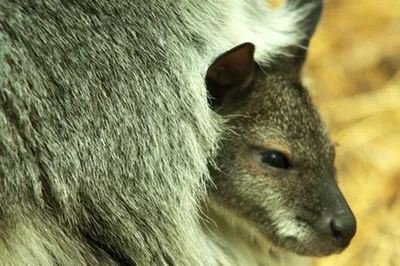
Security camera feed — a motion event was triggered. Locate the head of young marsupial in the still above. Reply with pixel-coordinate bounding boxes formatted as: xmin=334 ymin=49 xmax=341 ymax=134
xmin=204 ymin=3 xmax=356 ymax=258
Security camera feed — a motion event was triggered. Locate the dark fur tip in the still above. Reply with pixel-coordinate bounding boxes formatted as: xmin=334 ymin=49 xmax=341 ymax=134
xmin=286 ymin=0 xmax=324 ymax=37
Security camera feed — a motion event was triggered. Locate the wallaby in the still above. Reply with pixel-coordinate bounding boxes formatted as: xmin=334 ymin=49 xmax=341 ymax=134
xmin=0 ymin=0 xmax=353 ymax=265
xmin=202 ymin=26 xmax=357 ymax=266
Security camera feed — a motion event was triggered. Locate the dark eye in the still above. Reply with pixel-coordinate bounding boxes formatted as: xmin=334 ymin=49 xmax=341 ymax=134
xmin=259 ymin=149 xmax=292 ymax=169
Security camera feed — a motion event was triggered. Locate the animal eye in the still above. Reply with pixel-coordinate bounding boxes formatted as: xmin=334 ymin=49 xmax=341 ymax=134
xmin=259 ymin=149 xmax=292 ymax=169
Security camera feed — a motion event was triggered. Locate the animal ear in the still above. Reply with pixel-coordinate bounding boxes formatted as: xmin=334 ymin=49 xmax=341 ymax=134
xmin=206 ymin=42 xmax=256 ymax=109
xmin=279 ymin=0 xmax=323 ymax=70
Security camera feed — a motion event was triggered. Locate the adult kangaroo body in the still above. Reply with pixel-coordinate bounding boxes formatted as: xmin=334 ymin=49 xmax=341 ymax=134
xmin=0 ymin=0 xmax=324 ymax=265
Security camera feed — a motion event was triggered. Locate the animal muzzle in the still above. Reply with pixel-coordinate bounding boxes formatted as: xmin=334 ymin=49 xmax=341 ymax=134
xmin=319 ymin=180 xmax=357 ymax=250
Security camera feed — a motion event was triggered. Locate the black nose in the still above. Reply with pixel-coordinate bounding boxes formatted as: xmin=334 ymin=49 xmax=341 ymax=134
xmin=330 ymin=214 xmax=357 ymax=246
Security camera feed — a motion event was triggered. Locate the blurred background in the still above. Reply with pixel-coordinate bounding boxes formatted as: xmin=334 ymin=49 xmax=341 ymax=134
xmin=272 ymin=0 xmax=400 ymax=265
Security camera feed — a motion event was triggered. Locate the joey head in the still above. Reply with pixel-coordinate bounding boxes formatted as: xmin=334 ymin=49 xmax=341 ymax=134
xmin=204 ymin=42 xmax=357 ymax=258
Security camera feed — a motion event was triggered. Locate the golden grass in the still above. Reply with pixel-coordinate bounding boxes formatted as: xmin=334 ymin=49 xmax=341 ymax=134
xmin=304 ymin=0 xmax=400 ymax=265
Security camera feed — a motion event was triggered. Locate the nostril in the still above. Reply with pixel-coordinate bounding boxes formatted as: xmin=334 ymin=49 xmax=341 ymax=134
xmin=330 ymin=216 xmax=357 ymax=246
xmin=330 ymin=219 xmax=344 ymax=241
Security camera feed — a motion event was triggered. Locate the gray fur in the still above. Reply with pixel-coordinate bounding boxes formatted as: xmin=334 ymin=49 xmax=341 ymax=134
xmin=1 ymin=0 xmax=326 ymax=265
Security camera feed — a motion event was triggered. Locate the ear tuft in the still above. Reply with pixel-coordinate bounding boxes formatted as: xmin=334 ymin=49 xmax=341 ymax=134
xmin=270 ymin=0 xmax=323 ymax=73
xmin=285 ymin=0 xmax=323 ymax=41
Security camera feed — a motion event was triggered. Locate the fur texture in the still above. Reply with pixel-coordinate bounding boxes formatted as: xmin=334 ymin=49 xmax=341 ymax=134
xmin=1 ymin=0 xmax=329 ymax=265
xmin=202 ymin=8 xmax=356 ymax=264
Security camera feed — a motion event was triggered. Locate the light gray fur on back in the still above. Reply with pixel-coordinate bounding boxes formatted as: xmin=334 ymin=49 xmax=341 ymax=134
xmin=0 ymin=0 xmax=319 ymax=265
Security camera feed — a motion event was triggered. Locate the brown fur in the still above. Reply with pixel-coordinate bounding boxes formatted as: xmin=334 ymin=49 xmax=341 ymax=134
xmin=203 ymin=41 xmax=356 ymax=265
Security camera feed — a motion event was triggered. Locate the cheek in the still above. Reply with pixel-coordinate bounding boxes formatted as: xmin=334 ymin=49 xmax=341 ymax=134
xmin=220 ymin=158 xmax=287 ymax=209
xmin=228 ymin=174 xmax=286 ymax=220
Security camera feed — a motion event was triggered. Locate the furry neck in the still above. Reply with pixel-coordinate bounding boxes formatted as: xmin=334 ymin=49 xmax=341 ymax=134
xmin=201 ymin=200 xmax=312 ymax=266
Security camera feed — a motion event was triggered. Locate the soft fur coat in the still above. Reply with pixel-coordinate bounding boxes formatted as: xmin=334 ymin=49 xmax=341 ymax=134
xmin=0 ymin=0 xmax=321 ymax=265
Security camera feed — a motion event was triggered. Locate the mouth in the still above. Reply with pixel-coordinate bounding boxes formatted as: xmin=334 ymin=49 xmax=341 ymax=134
xmin=277 ymin=235 xmax=341 ymax=257
xmin=272 ymin=215 xmax=356 ymax=257
xmin=279 ymin=236 xmax=314 ymax=255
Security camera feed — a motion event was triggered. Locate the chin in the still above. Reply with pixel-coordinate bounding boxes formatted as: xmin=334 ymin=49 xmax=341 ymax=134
xmin=269 ymin=230 xmax=351 ymax=257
